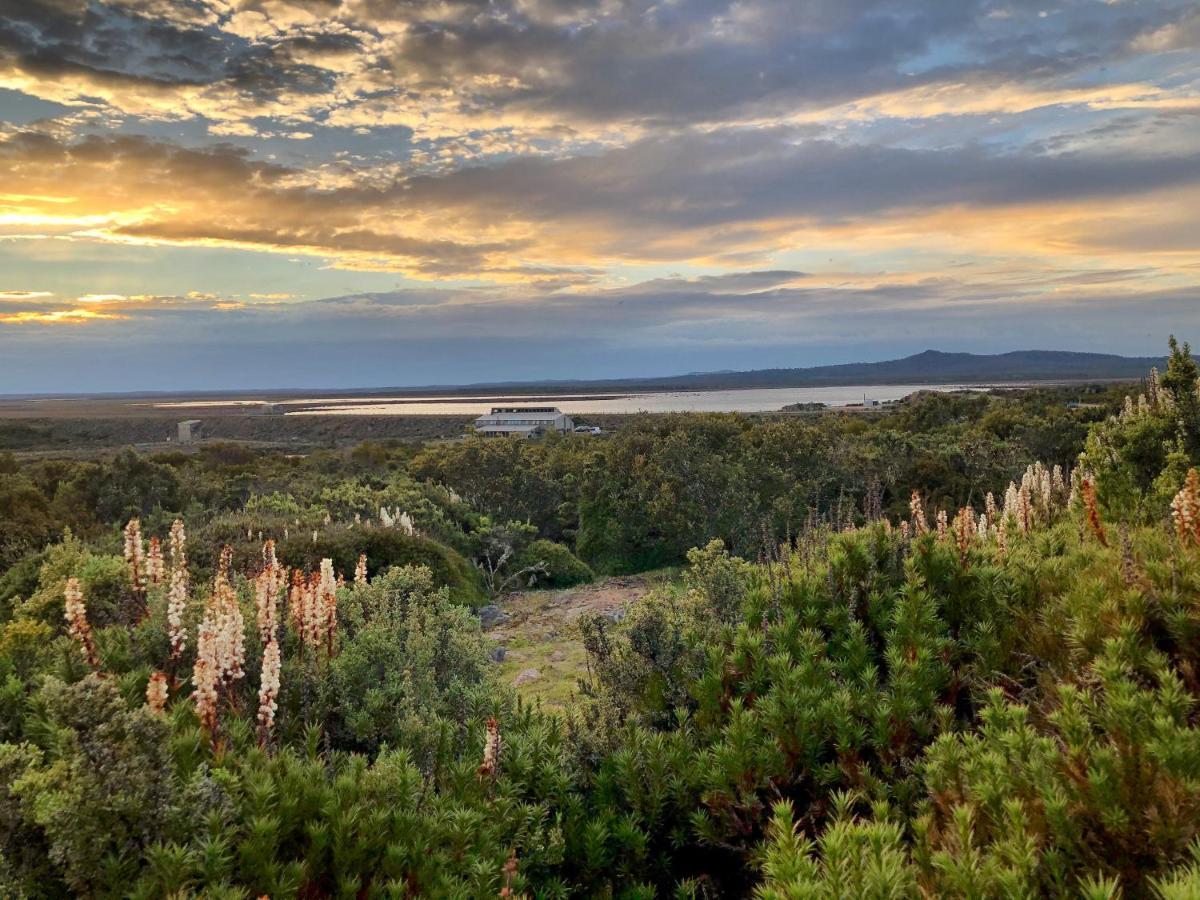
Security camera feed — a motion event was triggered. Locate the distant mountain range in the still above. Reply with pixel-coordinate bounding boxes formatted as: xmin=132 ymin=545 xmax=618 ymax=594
xmin=0 ymin=350 xmax=1164 ymax=401
xmin=431 ymin=349 xmax=1164 ymax=395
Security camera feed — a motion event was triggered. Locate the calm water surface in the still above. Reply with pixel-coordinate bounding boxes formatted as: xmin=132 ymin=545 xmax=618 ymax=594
xmin=288 ymin=384 xmax=976 ymax=415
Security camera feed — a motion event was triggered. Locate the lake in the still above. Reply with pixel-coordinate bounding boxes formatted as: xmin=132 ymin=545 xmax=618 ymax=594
xmin=285 ymin=384 xmax=978 ymax=415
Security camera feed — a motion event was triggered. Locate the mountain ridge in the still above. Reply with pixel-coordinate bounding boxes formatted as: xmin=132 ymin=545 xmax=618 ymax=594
xmin=0 ymin=349 xmax=1164 ymax=400
xmin=435 ymin=349 xmax=1165 ymax=395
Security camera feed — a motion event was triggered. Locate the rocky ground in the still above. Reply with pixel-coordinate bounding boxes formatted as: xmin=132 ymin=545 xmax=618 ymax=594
xmin=481 ymin=575 xmax=663 ymax=709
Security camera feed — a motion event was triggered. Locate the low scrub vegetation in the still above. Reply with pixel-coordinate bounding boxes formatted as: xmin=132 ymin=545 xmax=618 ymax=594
xmin=0 ymin=340 xmax=1197 ymax=896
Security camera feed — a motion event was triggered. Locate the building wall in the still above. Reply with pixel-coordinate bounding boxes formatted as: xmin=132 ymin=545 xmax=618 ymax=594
xmin=473 ymin=409 xmax=574 ymax=437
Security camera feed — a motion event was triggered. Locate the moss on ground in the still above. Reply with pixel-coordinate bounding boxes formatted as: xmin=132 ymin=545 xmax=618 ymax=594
xmin=486 ymin=570 xmax=678 ymax=710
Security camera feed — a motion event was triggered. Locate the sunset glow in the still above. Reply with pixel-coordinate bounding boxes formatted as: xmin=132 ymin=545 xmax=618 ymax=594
xmin=1 ymin=0 xmax=1198 ymax=391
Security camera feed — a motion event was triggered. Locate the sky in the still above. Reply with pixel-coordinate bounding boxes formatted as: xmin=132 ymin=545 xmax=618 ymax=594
xmin=0 ymin=0 xmax=1198 ymax=392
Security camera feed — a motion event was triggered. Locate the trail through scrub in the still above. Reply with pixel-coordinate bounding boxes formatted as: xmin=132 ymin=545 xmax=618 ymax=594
xmin=485 ymin=575 xmax=659 ymax=708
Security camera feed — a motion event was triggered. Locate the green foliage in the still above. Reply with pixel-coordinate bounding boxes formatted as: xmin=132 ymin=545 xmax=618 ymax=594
xmin=1162 ymin=336 xmax=1200 ymax=458
xmin=0 ymin=348 xmax=1197 ymax=896
xmin=5 ymin=676 xmax=174 ymax=896
xmin=0 ymin=472 xmax=55 ymax=571
xmin=325 ymin=566 xmax=493 ymax=759
xmin=91 ymin=450 xmax=182 ymax=523
xmin=407 ymin=385 xmax=1110 ymax=574
xmin=279 ymin=526 xmax=484 ymax=605
xmin=243 ymin=490 xmax=303 ymax=518
xmin=580 ymin=589 xmax=709 ymax=727
xmin=683 ymin=539 xmax=751 ymax=623
xmin=755 ymin=795 xmax=917 ymax=899
xmin=0 ymin=550 xmax=42 ymax=619
xmin=1081 ymin=337 xmax=1200 ymax=520
xmin=412 ymin=435 xmax=580 ymax=544
xmin=516 ymin=539 xmax=594 ymax=588
xmin=8 ymin=532 xmax=130 ymax=630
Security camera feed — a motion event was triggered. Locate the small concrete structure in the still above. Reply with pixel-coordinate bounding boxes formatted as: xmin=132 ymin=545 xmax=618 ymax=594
xmin=473 ymin=406 xmax=574 ymax=438
xmin=177 ymin=420 xmax=203 ymax=443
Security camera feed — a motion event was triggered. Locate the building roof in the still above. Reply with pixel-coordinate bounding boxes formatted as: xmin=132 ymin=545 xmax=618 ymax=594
xmin=473 ymin=406 xmax=572 ymax=434
xmin=476 ymin=414 xmax=564 ymax=424
xmin=475 ymin=407 xmax=567 ymax=423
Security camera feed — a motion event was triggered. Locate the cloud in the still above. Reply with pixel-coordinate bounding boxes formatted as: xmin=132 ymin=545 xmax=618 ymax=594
xmin=1134 ymin=11 xmax=1200 ymax=52
xmin=0 ymin=0 xmax=1198 ymax=389
xmin=0 ymin=289 xmax=54 ymax=300
xmin=0 ymin=308 xmax=126 ymax=324
xmin=4 ymin=263 xmax=1194 ymax=332
xmin=1 ymin=0 xmax=1196 ymax=143
xmin=3 ymin=128 xmax=1199 ymax=281
xmin=2 ymin=268 xmax=1196 ymax=390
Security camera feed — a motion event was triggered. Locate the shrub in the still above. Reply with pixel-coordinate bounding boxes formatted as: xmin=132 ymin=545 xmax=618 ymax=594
xmin=278 ymin=527 xmax=484 ymax=605
xmin=6 ymin=676 xmax=176 ymax=896
xmin=12 ymin=534 xmax=130 ymax=629
xmin=515 ymin=539 xmax=594 ymax=588
xmin=324 ymin=566 xmax=494 ymax=761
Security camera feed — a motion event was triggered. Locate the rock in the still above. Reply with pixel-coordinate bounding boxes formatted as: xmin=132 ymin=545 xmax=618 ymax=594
xmin=478 ymin=604 xmax=510 ymax=628
xmin=549 ymin=649 xmax=566 ymax=662
xmin=513 ymin=668 xmax=541 ymax=686
xmin=489 ymin=646 xmax=507 ymax=663
xmin=604 ymin=606 xmax=626 ymax=623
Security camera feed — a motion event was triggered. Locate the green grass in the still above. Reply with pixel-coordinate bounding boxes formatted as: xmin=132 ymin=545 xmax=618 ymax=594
xmin=486 ymin=569 xmax=682 ymax=709
xmin=496 ymin=636 xmax=589 ymax=709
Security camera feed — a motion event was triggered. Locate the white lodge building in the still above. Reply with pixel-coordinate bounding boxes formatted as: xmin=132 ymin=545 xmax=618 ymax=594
xmin=473 ymin=406 xmax=574 ymax=438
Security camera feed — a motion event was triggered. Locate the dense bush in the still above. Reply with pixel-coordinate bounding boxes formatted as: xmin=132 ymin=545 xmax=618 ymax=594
xmin=325 ymin=566 xmax=493 ymax=759
xmin=2 ymin=497 xmax=1198 ymax=895
xmin=0 ymin=472 xmax=55 ymax=571
xmin=279 ymin=526 xmax=484 ymax=605
xmin=416 ymin=385 xmax=1115 ymax=573
xmin=1081 ymin=336 xmax=1200 ymax=521
xmin=0 ymin=345 xmax=1196 ymax=896
xmin=515 ymin=539 xmax=594 ymax=588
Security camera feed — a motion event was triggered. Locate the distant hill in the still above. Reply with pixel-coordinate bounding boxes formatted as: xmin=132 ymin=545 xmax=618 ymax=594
xmin=437 ymin=349 xmax=1165 ymax=395
xmin=0 ymin=350 xmax=1164 ymax=401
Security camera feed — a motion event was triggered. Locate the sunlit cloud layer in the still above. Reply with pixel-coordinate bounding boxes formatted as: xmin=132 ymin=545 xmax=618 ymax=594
xmin=1 ymin=0 xmax=1198 ymax=390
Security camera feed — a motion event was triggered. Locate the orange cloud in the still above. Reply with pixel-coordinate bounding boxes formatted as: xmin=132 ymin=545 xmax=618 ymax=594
xmin=2 ymin=128 xmax=1199 ymax=293
xmin=0 ymin=308 xmax=127 ymax=324
xmin=0 ymin=290 xmax=54 ymax=301
xmin=760 ymin=81 xmax=1200 ymax=127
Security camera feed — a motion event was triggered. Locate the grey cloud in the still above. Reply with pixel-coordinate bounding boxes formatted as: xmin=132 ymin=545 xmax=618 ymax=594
xmin=403 ymin=129 xmax=1200 ymax=234
xmin=258 ymin=271 xmax=1200 ymax=338
xmin=6 ymin=126 xmax=1199 ymax=273
xmin=0 ymin=131 xmax=535 ymax=276
xmin=609 ymin=271 xmax=810 ymax=295
xmin=0 ymin=0 xmax=229 ymax=81
xmin=1134 ymin=10 xmax=1200 ymax=52
xmin=3 ymin=273 xmax=1195 ymax=392
xmin=2 ymin=0 xmax=1195 ymax=138
xmin=348 ymin=0 xmax=1193 ymax=129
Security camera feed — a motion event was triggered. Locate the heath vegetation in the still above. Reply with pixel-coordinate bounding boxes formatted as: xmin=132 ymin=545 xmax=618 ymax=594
xmin=0 ymin=341 xmax=1198 ymax=897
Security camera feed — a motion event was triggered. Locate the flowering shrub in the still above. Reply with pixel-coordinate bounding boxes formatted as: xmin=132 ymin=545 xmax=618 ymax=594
xmin=0 ymin=347 xmax=1197 ymax=896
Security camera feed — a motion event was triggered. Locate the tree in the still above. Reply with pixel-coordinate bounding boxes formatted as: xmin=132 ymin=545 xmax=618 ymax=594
xmin=0 ymin=473 xmax=53 ymax=571
xmin=1162 ymin=335 xmax=1200 ymax=457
